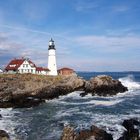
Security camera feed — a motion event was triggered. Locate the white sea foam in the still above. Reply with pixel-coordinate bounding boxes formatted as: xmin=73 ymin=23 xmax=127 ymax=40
xmin=45 ymin=91 xmax=83 ymax=103
xmin=0 ymin=108 xmax=20 ymax=139
xmin=88 ymin=99 xmax=124 ymax=106
xmin=49 ymin=98 xmax=124 ymax=107
xmin=54 ymin=107 xmax=80 ymax=118
xmin=119 ymin=75 xmax=140 ymax=90
xmin=94 ymin=112 xmax=140 ymax=140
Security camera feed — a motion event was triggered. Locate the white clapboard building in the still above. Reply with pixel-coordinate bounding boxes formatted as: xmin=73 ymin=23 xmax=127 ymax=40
xmin=5 ymin=58 xmax=49 ymax=75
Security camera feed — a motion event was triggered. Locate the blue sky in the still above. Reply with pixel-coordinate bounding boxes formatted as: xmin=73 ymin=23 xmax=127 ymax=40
xmin=0 ymin=0 xmax=140 ymax=71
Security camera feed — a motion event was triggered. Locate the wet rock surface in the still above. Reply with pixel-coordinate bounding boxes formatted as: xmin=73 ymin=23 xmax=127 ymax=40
xmin=118 ymin=119 xmax=140 ymax=140
xmin=0 ymin=130 xmax=10 ymax=140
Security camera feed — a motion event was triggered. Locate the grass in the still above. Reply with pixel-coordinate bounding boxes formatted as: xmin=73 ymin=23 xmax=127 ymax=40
xmin=0 ymin=73 xmax=64 ymax=84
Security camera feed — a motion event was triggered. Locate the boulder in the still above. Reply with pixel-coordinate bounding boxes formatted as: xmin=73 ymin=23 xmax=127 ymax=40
xmin=84 ymin=75 xmax=128 ymax=96
xmin=0 ymin=130 xmax=10 ymax=140
xmin=76 ymin=125 xmax=113 ymax=140
xmin=61 ymin=125 xmax=113 ymax=140
xmin=118 ymin=119 xmax=140 ymax=140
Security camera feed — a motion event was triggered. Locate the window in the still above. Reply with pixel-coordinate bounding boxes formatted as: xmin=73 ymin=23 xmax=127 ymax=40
xmin=26 ymin=64 xmax=28 ymax=67
xmin=10 ymin=64 xmax=16 ymax=67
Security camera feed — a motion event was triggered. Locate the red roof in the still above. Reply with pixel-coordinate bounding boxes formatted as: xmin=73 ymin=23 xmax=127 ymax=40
xmin=58 ymin=67 xmax=74 ymax=71
xmin=5 ymin=59 xmax=24 ymax=71
xmin=36 ymin=67 xmax=49 ymax=71
xmin=28 ymin=60 xmax=36 ymax=67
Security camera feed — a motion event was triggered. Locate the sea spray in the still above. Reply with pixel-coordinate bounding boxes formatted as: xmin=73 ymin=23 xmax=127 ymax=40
xmin=119 ymin=75 xmax=140 ymax=90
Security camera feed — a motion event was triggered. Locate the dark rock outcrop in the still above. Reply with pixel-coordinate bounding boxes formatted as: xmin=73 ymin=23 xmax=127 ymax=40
xmin=118 ymin=119 xmax=140 ymax=140
xmin=84 ymin=75 xmax=128 ymax=96
xmin=0 ymin=98 xmax=45 ymax=108
xmin=61 ymin=125 xmax=113 ymax=140
xmin=0 ymin=130 xmax=10 ymax=140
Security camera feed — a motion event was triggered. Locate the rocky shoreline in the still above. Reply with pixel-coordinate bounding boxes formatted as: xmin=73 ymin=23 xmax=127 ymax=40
xmin=61 ymin=118 xmax=140 ymax=140
xmin=0 ymin=74 xmax=139 ymax=140
xmin=0 ymin=74 xmax=127 ymax=108
xmin=0 ymin=118 xmax=139 ymax=140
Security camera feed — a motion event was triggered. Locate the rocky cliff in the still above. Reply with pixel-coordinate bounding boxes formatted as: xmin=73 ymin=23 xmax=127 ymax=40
xmin=0 ymin=74 xmax=127 ymax=108
xmin=0 ymin=74 xmax=84 ymax=108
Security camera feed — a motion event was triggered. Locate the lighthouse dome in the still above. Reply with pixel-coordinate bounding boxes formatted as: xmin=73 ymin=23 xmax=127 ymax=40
xmin=48 ymin=38 xmax=55 ymax=50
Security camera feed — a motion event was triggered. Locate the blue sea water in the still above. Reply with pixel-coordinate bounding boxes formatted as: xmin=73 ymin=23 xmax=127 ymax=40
xmin=0 ymin=72 xmax=140 ymax=140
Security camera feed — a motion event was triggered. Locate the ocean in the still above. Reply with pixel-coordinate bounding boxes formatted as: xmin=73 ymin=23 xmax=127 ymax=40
xmin=0 ymin=72 xmax=140 ymax=140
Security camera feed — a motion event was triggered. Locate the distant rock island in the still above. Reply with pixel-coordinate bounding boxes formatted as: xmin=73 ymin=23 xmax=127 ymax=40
xmin=0 ymin=74 xmax=127 ymax=108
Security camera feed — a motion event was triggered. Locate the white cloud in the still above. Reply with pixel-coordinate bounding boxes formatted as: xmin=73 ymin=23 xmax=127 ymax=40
xmin=75 ymin=35 xmax=140 ymax=53
xmin=0 ymin=32 xmax=23 ymax=52
xmin=112 ymin=5 xmax=130 ymax=12
xmin=105 ymin=28 xmax=135 ymax=36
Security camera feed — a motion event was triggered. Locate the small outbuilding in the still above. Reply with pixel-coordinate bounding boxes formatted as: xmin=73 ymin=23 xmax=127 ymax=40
xmin=58 ymin=67 xmax=76 ymax=76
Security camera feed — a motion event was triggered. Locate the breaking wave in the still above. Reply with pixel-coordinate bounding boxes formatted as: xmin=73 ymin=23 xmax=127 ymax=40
xmin=119 ymin=75 xmax=140 ymax=90
xmin=46 ymin=91 xmax=124 ymax=107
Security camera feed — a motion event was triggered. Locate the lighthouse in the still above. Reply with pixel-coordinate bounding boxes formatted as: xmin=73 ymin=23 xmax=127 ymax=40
xmin=48 ymin=38 xmax=58 ymax=76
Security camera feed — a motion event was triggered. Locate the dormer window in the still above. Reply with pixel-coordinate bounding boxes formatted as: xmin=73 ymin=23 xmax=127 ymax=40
xmin=9 ymin=64 xmax=16 ymax=67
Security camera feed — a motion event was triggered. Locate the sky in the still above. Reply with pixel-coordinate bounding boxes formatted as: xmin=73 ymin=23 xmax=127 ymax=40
xmin=0 ymin=0 xmax=140 ymax=71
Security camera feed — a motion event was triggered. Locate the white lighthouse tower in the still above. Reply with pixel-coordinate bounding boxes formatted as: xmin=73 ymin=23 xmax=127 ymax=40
xmin=48 ymin=38 xmax=58 ymax=76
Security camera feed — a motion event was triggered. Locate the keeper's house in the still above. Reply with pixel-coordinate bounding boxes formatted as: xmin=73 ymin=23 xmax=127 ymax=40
xmin=58 ymin=67 xmax=76 ymax=76
xmin=5 ymin=58 xmax=49 ymax=75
